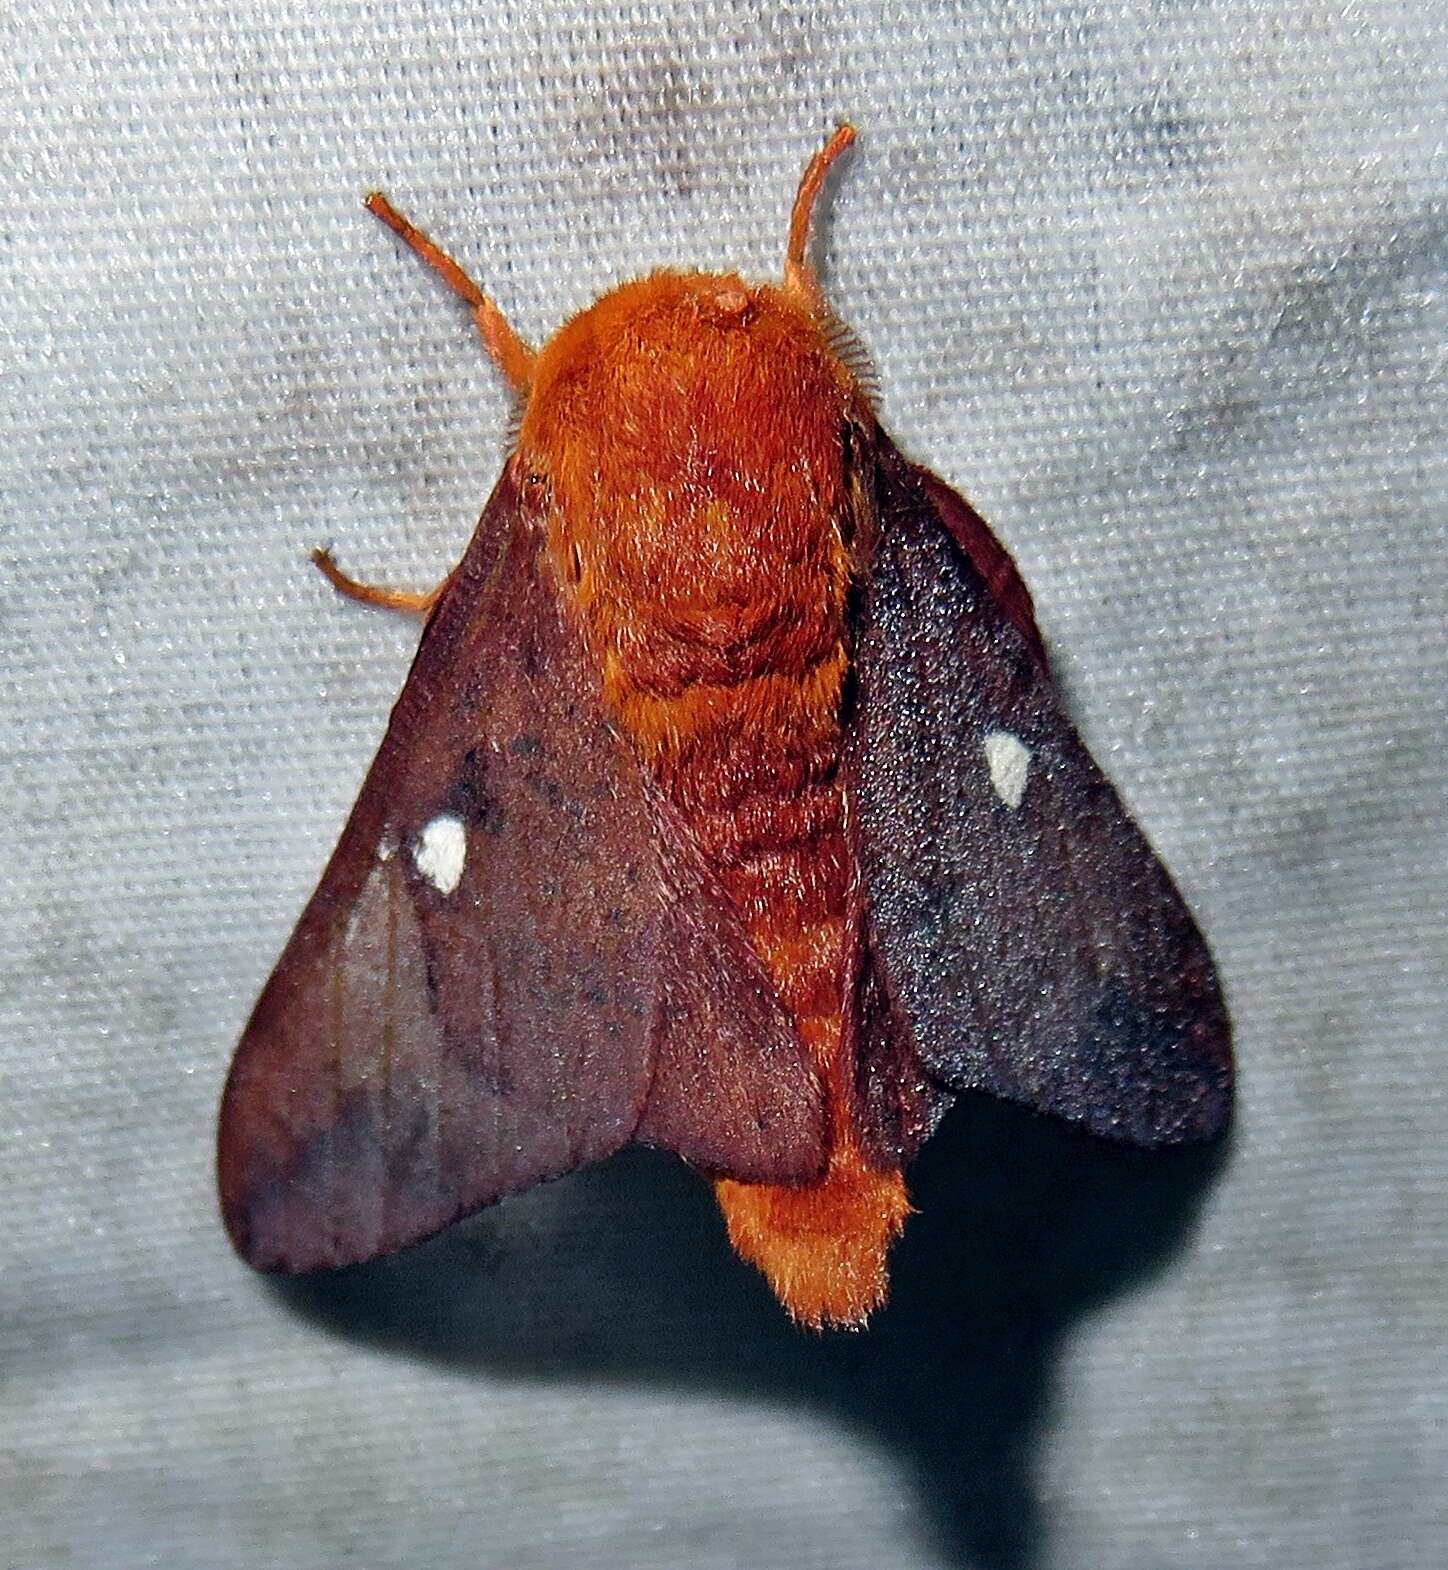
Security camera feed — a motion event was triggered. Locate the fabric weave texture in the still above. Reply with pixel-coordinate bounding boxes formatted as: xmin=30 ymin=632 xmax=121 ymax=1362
xmin=3 ymin=3 xmax=1444 ymax=1568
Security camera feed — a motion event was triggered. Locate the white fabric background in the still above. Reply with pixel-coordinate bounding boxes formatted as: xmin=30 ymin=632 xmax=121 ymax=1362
xmin=3 ymin=3 xmax=1444 ymax=1567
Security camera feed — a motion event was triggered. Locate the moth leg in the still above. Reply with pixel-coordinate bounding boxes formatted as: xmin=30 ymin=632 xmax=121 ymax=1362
xmin=365 ymin=192 xmax=536 ymax=396
xmin=783 ymin=124 xmax=856 ymax=312
xmin=311 ymin=546 xmax=451 ymax=617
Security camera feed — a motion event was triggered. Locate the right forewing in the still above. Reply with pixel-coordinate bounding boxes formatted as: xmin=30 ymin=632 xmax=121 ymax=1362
xmin=848 ymin=440 xmax=1232 ymax=1149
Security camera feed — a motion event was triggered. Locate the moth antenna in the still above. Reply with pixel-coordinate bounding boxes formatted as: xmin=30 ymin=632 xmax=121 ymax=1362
xmin=365 ymin=192 xmax=536 ymax=396
xmin=783 ymin=123 xmax=856 ymax=312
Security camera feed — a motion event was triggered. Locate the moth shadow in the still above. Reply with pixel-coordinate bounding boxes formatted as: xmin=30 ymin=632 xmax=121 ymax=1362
xmin=278 ymin=1099 xmax=1227 ymax=1570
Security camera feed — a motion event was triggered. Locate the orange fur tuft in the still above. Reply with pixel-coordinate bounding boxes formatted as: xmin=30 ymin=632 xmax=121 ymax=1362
xmin=715 ymin=1147 xmax=911 ymax=1331
xmin=715 ymin=1004 xmax=911 ymax=1329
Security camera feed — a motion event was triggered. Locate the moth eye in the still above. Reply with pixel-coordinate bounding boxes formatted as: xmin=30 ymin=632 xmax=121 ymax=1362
xmin=516 ymin=465 xmax=549 ymax=508
xmin=518 ymin=467 xmax=551 ymax=529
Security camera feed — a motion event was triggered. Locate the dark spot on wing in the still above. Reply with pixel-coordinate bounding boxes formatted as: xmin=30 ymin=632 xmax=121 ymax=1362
xmin=449 ymin=747 xmax=508 ymax=836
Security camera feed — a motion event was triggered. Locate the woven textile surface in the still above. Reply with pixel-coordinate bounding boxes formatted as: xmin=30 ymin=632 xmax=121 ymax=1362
xmin=3 ymin=3 xmax=1444 ymax=1567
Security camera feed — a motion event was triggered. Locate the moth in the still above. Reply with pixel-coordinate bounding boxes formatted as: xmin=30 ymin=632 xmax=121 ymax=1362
xmin=218 ymin=127 xmax=1232 ymax=1328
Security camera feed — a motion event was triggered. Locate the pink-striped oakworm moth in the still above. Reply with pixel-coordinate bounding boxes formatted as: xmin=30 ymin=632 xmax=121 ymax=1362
xmin=218 ymin=126 xmax=1232 ymax=1329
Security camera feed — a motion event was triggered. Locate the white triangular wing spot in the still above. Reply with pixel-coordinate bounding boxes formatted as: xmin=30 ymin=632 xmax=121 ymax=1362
xmin=413 ymin=813 xmax=467 ymax=894
xmin=983 ymin=730 xmax=1031 ymax=810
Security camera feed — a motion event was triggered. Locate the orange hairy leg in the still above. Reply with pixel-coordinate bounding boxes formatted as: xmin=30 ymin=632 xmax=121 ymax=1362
xmin=364 ymin=192 xmax=535 ymax=394
xmin=311 ymin=547 xmax=450 ymax=616
xmin=517 ymin=124 xmax=907 ymax=1327
xmin=316 ymin=194 xmax=540 ymax=613
xmin=783 ymin=122 xmax=856 ymax=310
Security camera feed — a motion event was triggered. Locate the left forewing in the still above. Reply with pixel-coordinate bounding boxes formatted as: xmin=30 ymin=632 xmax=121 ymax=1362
xmin=218 ymin=470 xmax=673 ymax=1269
xmin=219 ymin=467 xmax=821 ymax=1274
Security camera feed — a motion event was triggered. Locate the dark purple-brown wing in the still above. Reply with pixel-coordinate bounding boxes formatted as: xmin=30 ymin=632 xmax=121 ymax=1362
xmin=847 ymin=436 xmax=1232 ymax=1148
xmin=219 ymin=464 xmax=823 ymax=1272
xmin=913 ymin=465 xmax=1047 ymax=669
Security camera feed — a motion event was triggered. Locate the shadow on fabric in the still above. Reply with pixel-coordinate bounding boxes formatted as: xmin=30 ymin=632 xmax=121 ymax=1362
xmin=277 ymin=1095 xmax=1227 ymax=1570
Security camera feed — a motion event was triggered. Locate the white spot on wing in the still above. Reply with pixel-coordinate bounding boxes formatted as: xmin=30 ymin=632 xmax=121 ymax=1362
xmin=413 ymin=814 xmax=467 ymax=894
xmin=983 ymin=730 xmax=1031 ymax=809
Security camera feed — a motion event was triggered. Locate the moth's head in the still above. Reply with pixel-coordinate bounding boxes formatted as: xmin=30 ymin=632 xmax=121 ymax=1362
xmin=509 ymin=126 xmax=865 ymax=509
xmin=514 ymin=269 xmax=863 ymax=493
